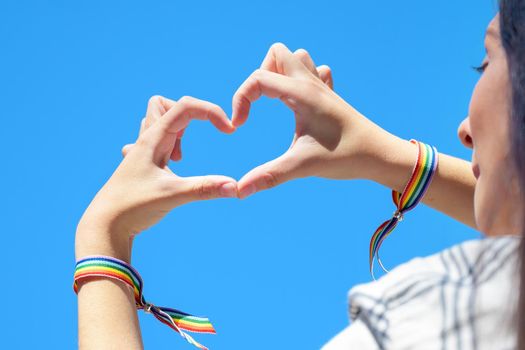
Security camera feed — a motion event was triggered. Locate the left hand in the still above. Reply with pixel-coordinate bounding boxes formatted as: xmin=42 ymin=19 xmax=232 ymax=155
xmin=76 ymin=96 xmax=237 ymax=261
xmin=232 ymin=43 xmax=390 ymax=198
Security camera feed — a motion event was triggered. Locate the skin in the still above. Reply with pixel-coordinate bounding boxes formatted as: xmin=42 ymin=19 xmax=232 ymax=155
xmin=76 ymin=96 xmax=238 ymax=349
xmin=457 ymin=15 xmax=522 ymax=236
xmin=230 ymin=43 xmax=477 ymax=228
xmin=76 ymin=29 xmax=520 ymax=347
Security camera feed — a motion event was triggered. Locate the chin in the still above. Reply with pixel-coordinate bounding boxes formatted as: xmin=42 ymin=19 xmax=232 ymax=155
xmin=474 ymin=185 xmax=501 ymax=235
xmin=475 ymin=172 xmax=524 ymax=236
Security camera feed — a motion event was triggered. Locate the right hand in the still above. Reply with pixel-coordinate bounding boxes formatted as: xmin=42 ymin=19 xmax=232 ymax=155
xmin=233 ymin=43 xmax=391 ymax=198
xmin=76 ymin=96 xmax=238 ymax=261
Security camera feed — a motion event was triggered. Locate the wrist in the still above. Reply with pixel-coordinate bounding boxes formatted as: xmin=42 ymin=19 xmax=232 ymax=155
xmin=327 ymin=103 xmax=415 ymax=185
xmin=76 ymin=220 xmax=132 ymax=263
xmin=360 ymin=132 xmax=420 ymax=193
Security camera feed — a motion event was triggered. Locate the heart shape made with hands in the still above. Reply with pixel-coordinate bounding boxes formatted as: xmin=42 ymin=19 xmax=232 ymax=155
xmin=122 ymin=43 xmax=341 ymax=201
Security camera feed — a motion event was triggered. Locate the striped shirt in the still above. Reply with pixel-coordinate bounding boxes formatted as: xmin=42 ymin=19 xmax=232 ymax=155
xmin=322 ymin=236 xmax=520 ymax=350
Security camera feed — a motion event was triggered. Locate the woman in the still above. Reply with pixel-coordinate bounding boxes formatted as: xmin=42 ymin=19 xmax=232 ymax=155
xmin=74 ymin=0 xmax=525 ymax=348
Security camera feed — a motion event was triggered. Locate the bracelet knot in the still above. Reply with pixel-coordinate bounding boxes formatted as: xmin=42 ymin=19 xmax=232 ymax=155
xmin=393 ymin=210 xmax=404 ymax=222
xmin=143 ymin=302 xmax=154 ymax=314
xmin=73 ymin=255 xmax=216 ymax=350
xmin=369 ymin=139 xmax=439 ymax=279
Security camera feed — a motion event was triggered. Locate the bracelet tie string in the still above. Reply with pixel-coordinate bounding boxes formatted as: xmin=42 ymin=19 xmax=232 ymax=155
xmin=369 ymin=139 xmax=438 ymax=279
xmin=73 ymin=256 xmax=215 ymax=350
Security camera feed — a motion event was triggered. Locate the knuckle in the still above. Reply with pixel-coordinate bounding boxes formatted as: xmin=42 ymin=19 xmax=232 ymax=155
xmin=178 ymin=95 xmax=194 ymax=107
xmin=121 ymin=144 xmax=134 ymax=156
xmin=271 ymin=42 xmax=286 ymax=50
xmin=148 ymin=95 xmax=162 ymax=106
xmin=320 ymin=64 xmax=332 ymax=73
xmin=207 ymin=101 xmax=221 ymax=113
xmin=250 ymin=70 xmax=264 ymax=87
xmin=194 ymin=180 xmax=217 ymax=200
xmin=252 ymin=68 xmax=262 ymax=78
xmin=294 ymin=48 xmax=309 ymax=58
xmin=247 ymin=74 xmax=258 ymax=88
xmin=263 ymin=172 xmax=279 ymax=189
xmin=243 ymin=73 xmax=261 ymax=97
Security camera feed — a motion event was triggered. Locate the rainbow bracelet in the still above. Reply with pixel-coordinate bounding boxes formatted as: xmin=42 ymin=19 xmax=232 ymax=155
xmin=73 ymin=256 xmax=215 ymax=350
xmin=369 ymin=139 xmax=439 ymax=279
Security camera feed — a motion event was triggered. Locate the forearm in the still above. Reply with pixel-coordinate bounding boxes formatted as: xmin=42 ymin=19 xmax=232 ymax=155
xmin=361 ymin=132 xmax=477 ymax=229
xmin=75 ymin=225 xmax=143 ymax=350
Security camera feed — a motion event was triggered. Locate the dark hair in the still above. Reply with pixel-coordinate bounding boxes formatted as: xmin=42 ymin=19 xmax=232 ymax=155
xmin=499 ymin=0 xmax=525 ymax=348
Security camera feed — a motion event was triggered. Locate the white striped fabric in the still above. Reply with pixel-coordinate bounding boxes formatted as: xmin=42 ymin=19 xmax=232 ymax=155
xmin=322 ymin=236 xmax=520 ymax=350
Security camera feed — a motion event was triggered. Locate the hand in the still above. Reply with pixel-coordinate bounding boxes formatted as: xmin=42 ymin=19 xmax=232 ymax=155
xmin=121 ymin=96 xmax=189 ymax=162
xmin=232 ymin=43 xmax=391 ymax=198
xmin=76 ymin=96 xmax=237 ymax=261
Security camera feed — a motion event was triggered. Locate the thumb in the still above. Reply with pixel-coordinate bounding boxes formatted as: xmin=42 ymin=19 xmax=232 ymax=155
xmin=176 ymin=175 xmax=239 ymax=204
xmin=237 ymin=151 xmax=301 ymax=199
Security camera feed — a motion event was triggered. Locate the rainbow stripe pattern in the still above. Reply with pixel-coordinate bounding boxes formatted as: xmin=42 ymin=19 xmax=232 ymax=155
xmin=369 ymin=139 xmax=438 ymax=279
xmin=74 ymin=256 xmax=215 ymax=350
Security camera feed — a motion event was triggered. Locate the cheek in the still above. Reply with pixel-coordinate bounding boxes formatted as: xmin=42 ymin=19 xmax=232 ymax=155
xmin=468 ymin=61 xmax=510 ymax=145
xmin=468 ymin=61 xmax=518 ymax=234
xmin=468 ymin=79 xmax=483 ymax=126
xmin=468 ymin=76 xmax=496 ymax=144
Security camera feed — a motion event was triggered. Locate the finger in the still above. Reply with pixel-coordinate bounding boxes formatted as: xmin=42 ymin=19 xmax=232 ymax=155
xmin=260 ymin=42 xmax=310 ymax=77
xmin=124 ymin=97 xmax=179 ymax=159
xmin=139 ymin=117 xmax=147 ymax=134
xmin=170 ymin=138 xmax=182 ymax=161
xmin=317 ymin=65 xmax=334 ymax=90
xmin=144 ymin=95 xmax=177 ymax=129
xmin=293 ymin=48 xmax=319 ymax=78
xmin=176 ymin=175 xmax=239 ymax=204
xmin=293 ymin=49 xmax=334 ymax=90
xmin=122 ymin=143 xmax=134 ymax=157
xmin=123 ymin=125 xmax=183 ymax=160
xmin=237 ymin=151 xmax=301 ymax=199
xmin=141 ymin=96 xmax=235 ymax=166
xmin=143 ymin=96 xmax=179 ymax=160
xmin=167 ymin=96 xmax=234 ymax=133
xmin=232 ymin=69 xmax=310 ymax=127
xmin=143 ymin=96 xmax=165 ymax=129
xmin=170 ymin=128 xmax=186 ymax=161
xmin=122 ymin=117 xmax=147 ymax=157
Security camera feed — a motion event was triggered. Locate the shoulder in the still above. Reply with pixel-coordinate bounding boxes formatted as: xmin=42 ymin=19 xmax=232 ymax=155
xmin=346 ymin=235 xmax=520 ymax=349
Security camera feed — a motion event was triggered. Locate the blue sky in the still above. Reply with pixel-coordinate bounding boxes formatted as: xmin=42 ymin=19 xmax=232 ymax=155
xmin=1 ymin=1 xmax=495 ymax=348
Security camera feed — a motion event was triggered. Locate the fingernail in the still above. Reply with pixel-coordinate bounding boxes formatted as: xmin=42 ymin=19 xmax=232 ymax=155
xmin=239 ymin=184 xmax=256 ymax=199
xmin=220 ymin=182 xmax=238 ymax=198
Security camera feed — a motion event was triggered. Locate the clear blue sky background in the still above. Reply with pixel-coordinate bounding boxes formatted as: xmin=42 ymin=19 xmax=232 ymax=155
xmin=1 ymin=0 xmax=496 ymax=348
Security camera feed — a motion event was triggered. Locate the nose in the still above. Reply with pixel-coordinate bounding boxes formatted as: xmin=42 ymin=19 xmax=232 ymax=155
xmin=458 ymin=117 xmax=473 ymax=149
